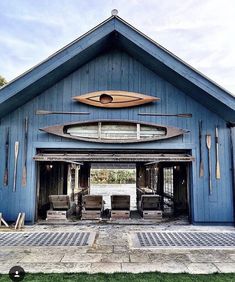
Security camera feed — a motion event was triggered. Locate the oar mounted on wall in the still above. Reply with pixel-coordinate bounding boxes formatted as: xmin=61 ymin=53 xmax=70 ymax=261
xmin=206 ymin=134 xmax=212 ymax=195
xmin=36 ymin=110 xmax=90 ymax=115
xmin=138 ymin=113 xmax=192 ymax=118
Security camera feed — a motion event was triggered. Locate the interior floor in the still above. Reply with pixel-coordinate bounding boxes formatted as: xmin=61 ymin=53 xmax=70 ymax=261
xmin=37 ymin=214 xmax=190 ymax=226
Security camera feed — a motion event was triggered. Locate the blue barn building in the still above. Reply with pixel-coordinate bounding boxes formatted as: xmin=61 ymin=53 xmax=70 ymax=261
xmin=0 ymin=15 xmax=234 ymax=225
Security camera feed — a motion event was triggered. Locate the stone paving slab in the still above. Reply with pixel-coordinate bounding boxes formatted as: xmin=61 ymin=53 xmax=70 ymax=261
xmin=20 ymin=253 xmax=64 ymax=263
xmin=229 ymin=254 xmax=235 ymax=261
xmin=214 ymin=263 xmax=235 ymax=273
xmin=62 ymin=253 xmax=102 ymax=263
xmin=0 ymin=264 xmax=20 ymax=274
xmin=0 ymin=262 xmax=91 ymax=274
xmin=23 ymin=262 xmax=92 ymax=274
xmin=90 ymin=263 xmax=121 ymax=273
xmin=122 ymin=262 xmax=189 ymax=273
xmin=100 ymin=253 xmax=130 ymax=263
xmin=155 ymin=262 xmax=189 ymax=273
xmin=122 ymin=262 xmax=163 ymax=273
xmin=113 ymin=245 xmax=129 ymax=253
xmin=187 ymin=263 xmax=220 ymax=274
xmin=187 ymin=251 xmax=233 ymax=263
xmin=148 ymin=253 xmax=191 ymax=264
xmin=87 ymin=245 xmax=113 ymax=253
xmin=0 ymin=224 xmax=234 ymax=274
xmin=129 ymin=253 xmax=151 ymax=263
xmin=0 ymin=251 xmax=26 ymax=264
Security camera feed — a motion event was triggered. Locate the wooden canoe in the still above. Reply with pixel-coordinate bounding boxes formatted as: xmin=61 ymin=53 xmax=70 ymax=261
xmin=73 ymin=90 xmax=159 ymax=108
xmin=40 ymin=120 xmax=186 ymax=143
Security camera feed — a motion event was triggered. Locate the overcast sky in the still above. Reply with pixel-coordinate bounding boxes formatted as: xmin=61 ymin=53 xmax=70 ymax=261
xmin=0 ymin=0 xmax=235 ymax=95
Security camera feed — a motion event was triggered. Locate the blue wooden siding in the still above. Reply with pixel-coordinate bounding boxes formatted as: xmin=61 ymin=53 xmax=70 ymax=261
xmin=0 ymin=49 xmax=234 ymax=224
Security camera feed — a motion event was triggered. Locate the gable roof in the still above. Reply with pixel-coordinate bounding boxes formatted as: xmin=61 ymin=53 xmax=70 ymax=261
xmin=0 ymin=15 xmax=234 ymax=121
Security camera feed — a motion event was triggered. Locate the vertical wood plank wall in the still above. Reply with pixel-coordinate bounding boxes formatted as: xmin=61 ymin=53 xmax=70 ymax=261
xmin=0 ymin=49 xmax=234 ymax=224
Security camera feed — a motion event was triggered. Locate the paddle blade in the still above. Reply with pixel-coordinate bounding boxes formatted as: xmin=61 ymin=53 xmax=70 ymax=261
xmin=36 ymin=110 xmax=52 ymax=115
xmin=206 ymin=135 xmax=211 ymax=149
xmin=177 ymin=114 xmax=192 ymax=118
xmin=22 ymin=167 xmax=27 ymax=186
xmin=216 ymin=162 xmax=221 ymax=179
xmin=199 ymin=162 xmax=204 ymax=177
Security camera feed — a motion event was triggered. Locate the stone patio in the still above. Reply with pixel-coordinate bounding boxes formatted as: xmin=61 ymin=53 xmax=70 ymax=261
xmin=0 ymin=223 xmax=234 ymax=274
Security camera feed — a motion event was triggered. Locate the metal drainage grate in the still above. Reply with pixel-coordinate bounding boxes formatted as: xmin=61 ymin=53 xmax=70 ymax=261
xmin=132 ymin=231 xmax=235 ymax=248
xmin=0 ymin=232 xmax=96 ymax=247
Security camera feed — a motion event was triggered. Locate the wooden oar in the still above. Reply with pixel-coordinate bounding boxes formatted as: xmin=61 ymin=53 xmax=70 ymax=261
xmin=36 ymin=110 xmax=90 ymax=115
xmin=206 ymin=135 xmax=212 ymax=194
xmin=15 ymin=213 xmax=22 ymax=229
xmin=0 ymin=213 xmax=9 ymax=227
xmin=22 ymin=117 xmax=28 ymax=186
xmin=3 ymin=127 xmax=9 ymax=186
xmin=18 ymin=213 xmax=25 ymax=229
xmin=138 ymin=113 xmax=192 ymax=118
xmin=13 ymin=141 xmax=19 ymax=192
xmin=215 ymin=126 xmax=221 ymax=179
xmin=199 ymin=121 xmax=204 ymax=177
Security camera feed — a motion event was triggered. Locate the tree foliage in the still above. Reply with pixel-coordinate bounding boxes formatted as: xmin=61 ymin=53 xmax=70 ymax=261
xmin=91 ymin=169 xmax=136 ymax=184
xmin=0 ymin=75 xmax=7 ymax=87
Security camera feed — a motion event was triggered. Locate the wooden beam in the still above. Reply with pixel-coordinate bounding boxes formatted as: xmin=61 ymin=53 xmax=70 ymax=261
xmin=15 ymin=213 xmax=21 ymax=229
xmin=18 ymin=213 xmax=25 ymax=229
xmin=34 ymin=153 xmax=195 ymax=162
xmin=15 ymin=213 xmax=25 ymax=229
xmin=0 ymin=213 xmax=9 ymax=227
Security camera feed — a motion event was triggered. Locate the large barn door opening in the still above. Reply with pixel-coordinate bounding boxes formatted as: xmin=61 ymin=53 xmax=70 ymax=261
xmin=35 ymin=151 xmax=192 ymax=222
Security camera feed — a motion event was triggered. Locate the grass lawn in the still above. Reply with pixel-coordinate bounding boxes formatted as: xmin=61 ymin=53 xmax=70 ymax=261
xmin=0 ymin=272 xmax=235 ymax=282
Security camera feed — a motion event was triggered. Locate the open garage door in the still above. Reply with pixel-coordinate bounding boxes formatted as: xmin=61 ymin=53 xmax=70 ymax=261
xmin=34 ymin=151 xmax=194 ymax=223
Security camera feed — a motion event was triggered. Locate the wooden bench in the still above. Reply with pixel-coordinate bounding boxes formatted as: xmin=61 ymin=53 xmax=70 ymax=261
xmin=82 ymin=195 xmax=103 ymax=220
xmin=49 ymin=195 xmax=70 ymax=210
xmin=47 ymin=195 xmax=70 ymax=221
xmin=140 ymin=195 xmax=162 ymax=220
xmin=111 ymin=195 xmax=130 ymax=219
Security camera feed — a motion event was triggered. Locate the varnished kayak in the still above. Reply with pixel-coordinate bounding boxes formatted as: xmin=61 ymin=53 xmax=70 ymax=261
xmin=73 ymin=90 xmax=159 ymax=108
